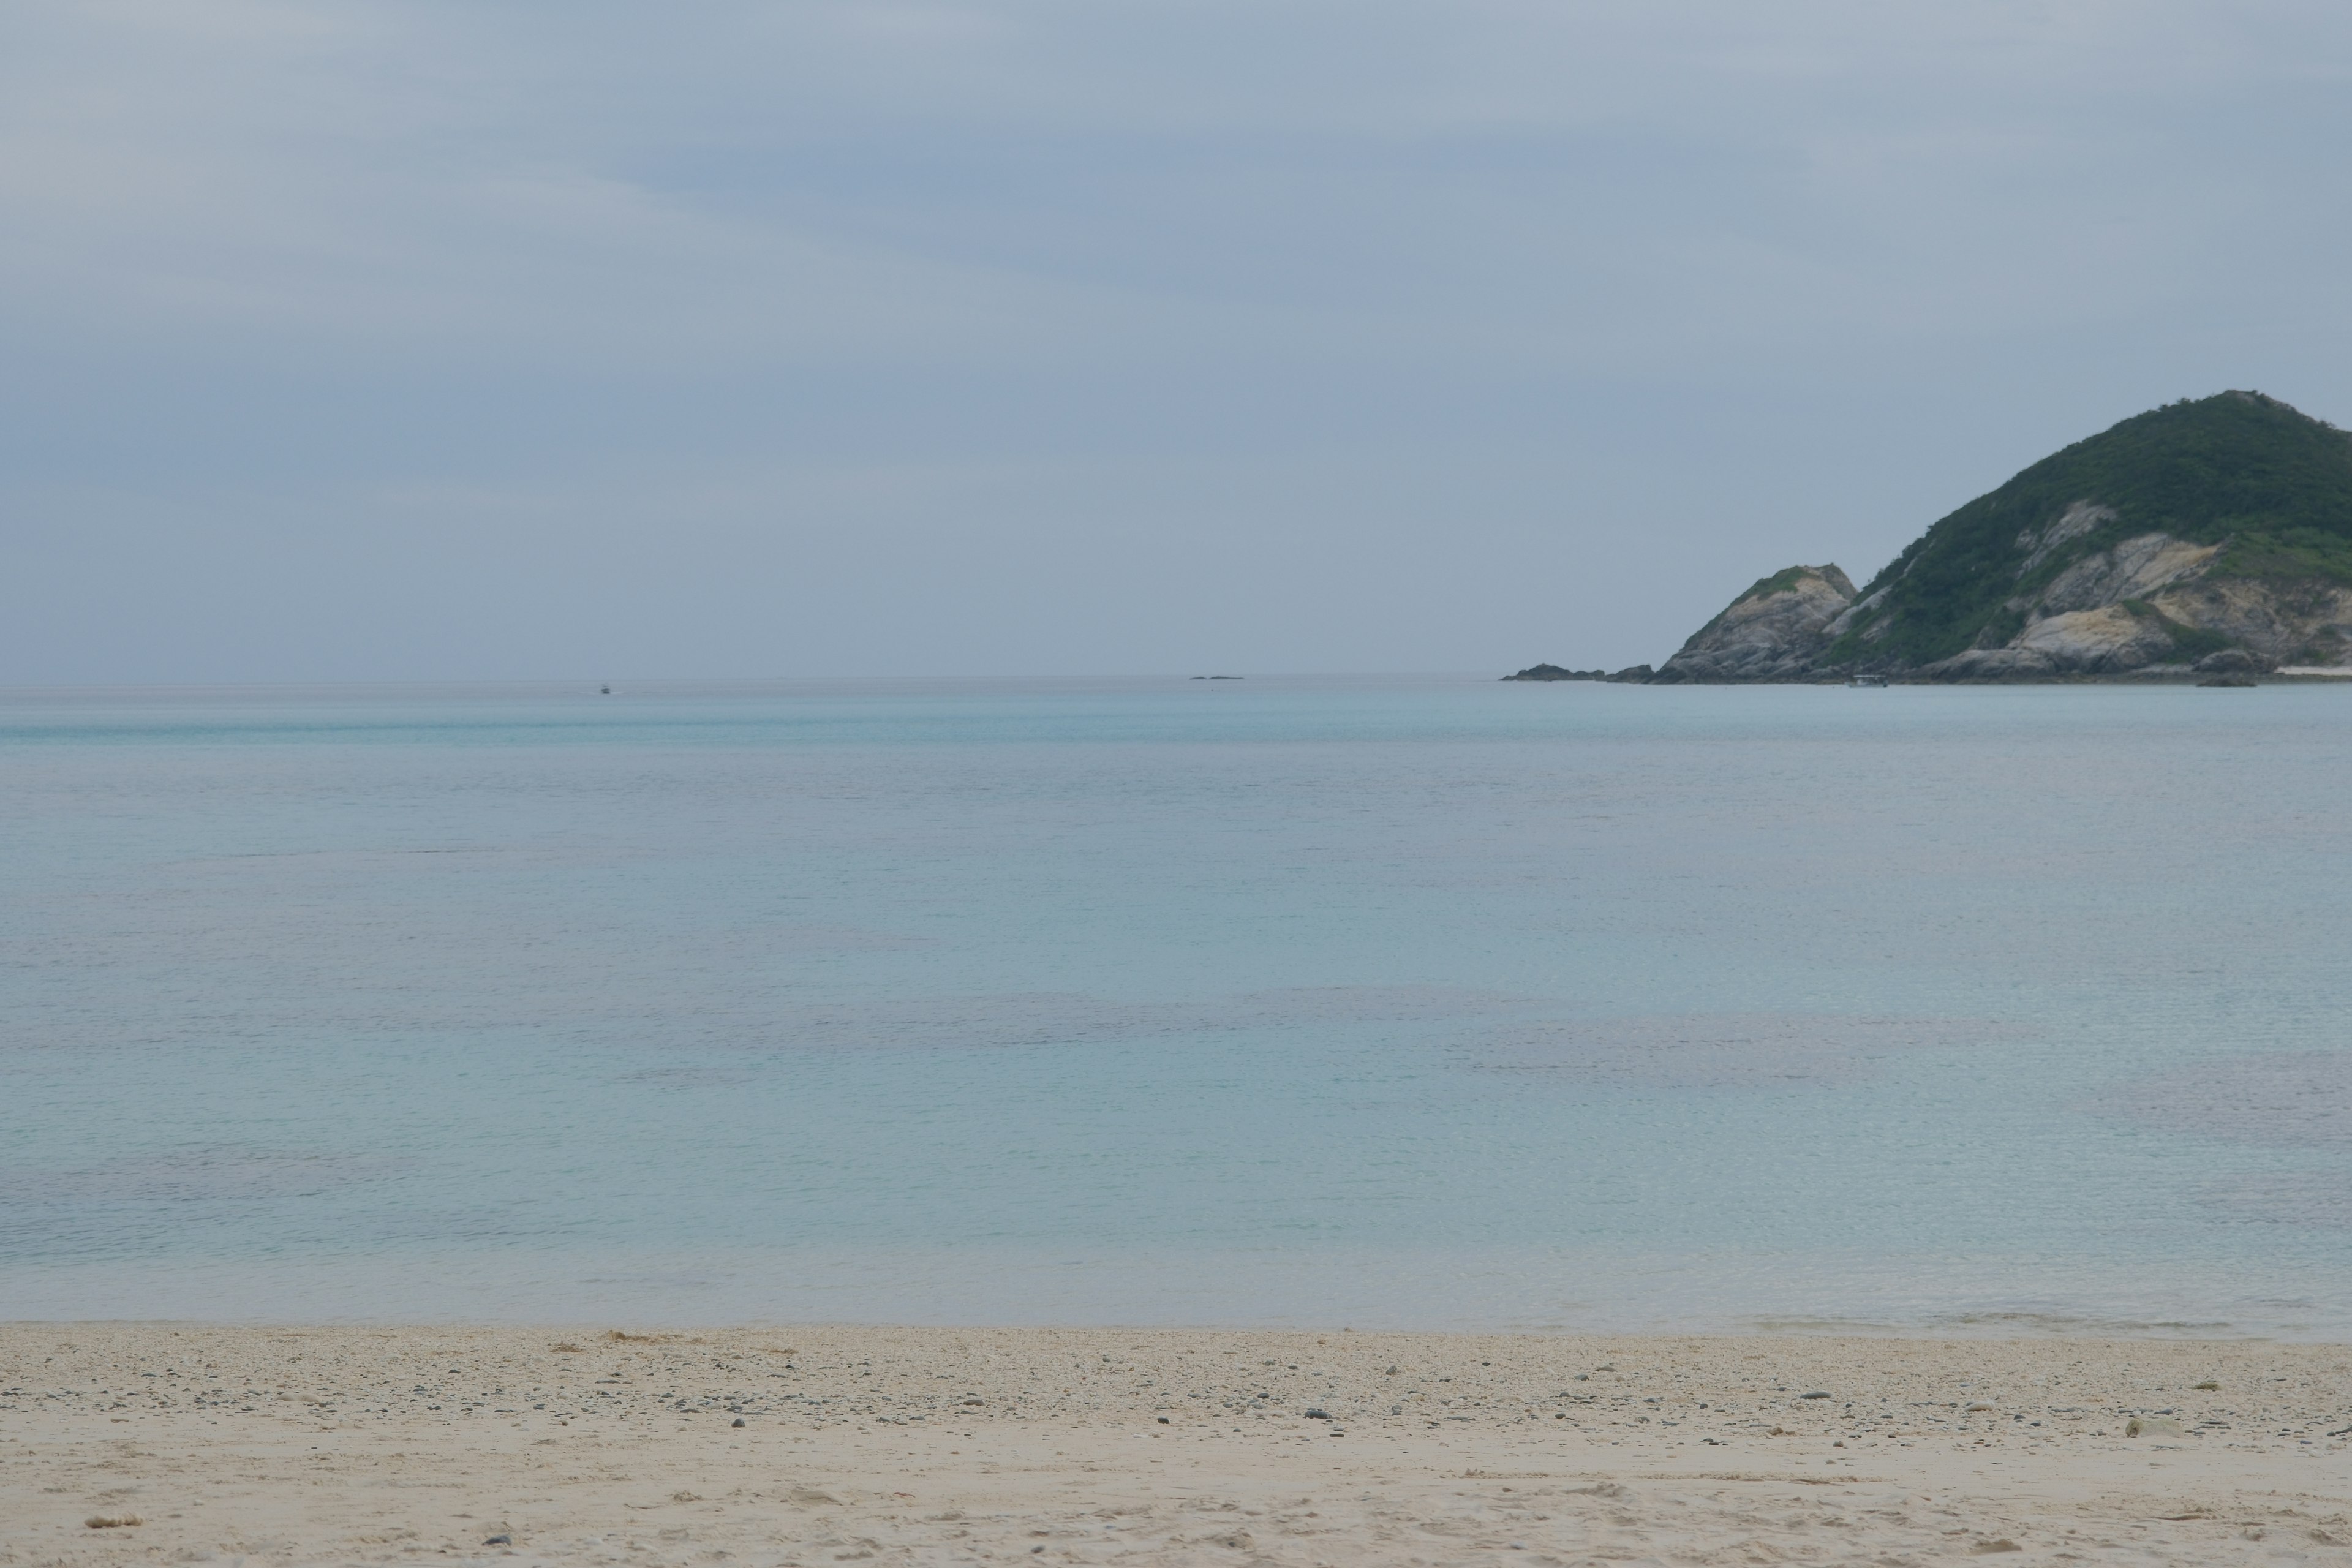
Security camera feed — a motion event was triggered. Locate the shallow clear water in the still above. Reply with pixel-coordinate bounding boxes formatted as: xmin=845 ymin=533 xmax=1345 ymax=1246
xmin=2 ymin=676 xmax=2346 ymax=1335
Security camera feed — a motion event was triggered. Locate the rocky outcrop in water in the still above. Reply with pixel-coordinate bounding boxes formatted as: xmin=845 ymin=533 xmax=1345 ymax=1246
xmin=1649 ymin=565 xmax=1856 ymax=684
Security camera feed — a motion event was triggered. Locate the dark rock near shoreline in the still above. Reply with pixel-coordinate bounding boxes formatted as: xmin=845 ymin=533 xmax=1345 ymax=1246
xmin=1501 ymin=663 xmax=1606 ymax=681
xmin=2195 ymin=647 xmax=2271 ymax=676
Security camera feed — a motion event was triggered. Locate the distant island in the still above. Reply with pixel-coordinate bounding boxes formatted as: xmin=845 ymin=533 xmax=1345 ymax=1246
xmin=1502 ymin=663 xmax=1649 ymax=682
xmin=1513 ymin=391 xmax=2352 ymax=682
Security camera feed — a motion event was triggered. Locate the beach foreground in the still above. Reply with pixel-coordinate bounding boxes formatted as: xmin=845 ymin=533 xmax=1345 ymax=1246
xmin=4 ymin=1326 xmax=2348 ymax=1566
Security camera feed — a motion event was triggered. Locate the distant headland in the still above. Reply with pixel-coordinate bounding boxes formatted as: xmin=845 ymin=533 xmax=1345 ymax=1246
xmin=1513 ymin=391 xmax=2352 ymax=683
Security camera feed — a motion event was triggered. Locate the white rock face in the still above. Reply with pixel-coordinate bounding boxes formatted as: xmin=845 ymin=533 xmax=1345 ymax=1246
xmin=1655 ymin=566 xmax=1856 ymax=683
xmin=1931 ymin=605 xmax=2179 ymax=679
xmin=1918 ymin=529 xmax=2352 ymax=678
xmin=2016 ymin=500 xmax=2117 ymax=576
xmin=2018 ymin=606 xmax=2180 ymax=668
xmin=2152 ymin=575 xmax=2352 ymax=665
xmin=2036 ymin=533 xmax=2219 ymax=615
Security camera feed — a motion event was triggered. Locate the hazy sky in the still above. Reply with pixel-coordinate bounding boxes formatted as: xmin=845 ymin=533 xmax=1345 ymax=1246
xmin=7 ymin=1 xmax=2351 ymax=681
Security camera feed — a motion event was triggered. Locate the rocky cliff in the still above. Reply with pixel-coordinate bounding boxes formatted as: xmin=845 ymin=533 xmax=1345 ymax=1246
xmin=1620 ymin=391 xmax=2352 ymax=682
xmin=1649 ymin=565 xmax=1856 ymax=683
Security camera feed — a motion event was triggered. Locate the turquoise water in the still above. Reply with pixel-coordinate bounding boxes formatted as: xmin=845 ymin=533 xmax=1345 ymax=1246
xmin=2 ymin=676 xmax=2347 ymax=1335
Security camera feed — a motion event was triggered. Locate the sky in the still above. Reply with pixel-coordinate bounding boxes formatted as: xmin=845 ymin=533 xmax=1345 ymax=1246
xmin=6 ymin=0 xmax=2351 ymax=682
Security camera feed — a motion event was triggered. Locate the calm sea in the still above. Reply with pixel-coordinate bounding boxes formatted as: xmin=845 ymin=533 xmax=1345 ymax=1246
xmin=2 ymin=677 xmax=2346 ymax=1335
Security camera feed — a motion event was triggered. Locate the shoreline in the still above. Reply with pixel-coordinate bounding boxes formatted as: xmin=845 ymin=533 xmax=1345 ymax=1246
xmin=9 ymin=1323 xmax=2348 ymax=1564
xmin=1507 ymin=668 xmax=2352 ymax=684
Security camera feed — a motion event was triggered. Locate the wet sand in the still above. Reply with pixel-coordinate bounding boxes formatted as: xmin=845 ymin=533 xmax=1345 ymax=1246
xmin=4 ymin=1324 xmax=2349 ymax=1565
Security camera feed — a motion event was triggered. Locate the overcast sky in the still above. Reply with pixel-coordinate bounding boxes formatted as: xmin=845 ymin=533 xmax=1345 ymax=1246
xmin=6 ymin=0 xmax=2350 ymax=682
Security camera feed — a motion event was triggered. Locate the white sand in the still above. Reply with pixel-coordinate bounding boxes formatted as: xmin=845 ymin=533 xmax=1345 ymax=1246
xmin=5 ymin=1324 xmax=2350 ymax=1565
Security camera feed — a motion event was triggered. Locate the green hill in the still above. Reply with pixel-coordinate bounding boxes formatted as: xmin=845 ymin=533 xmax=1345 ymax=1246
xmin=1823 ymin=391 xmax=2352 ymax=670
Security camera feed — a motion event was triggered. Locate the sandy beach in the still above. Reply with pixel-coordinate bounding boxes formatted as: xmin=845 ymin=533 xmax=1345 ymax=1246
xmin=4 ymin=1325 xmax=2349 ymax=1566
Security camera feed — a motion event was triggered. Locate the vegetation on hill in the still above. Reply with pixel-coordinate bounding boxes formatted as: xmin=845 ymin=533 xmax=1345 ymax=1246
xmin=1823 ymin=391 xmax=2352 ymax=668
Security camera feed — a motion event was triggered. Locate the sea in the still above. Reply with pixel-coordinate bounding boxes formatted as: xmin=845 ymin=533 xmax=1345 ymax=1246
xmin=2 ymin=676 xmax=2346 ymax=1337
